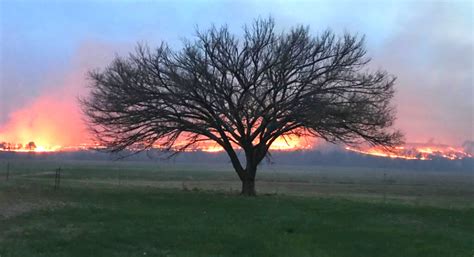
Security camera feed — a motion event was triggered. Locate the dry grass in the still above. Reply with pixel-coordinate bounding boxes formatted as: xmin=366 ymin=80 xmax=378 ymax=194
xmin=1 ymin=159 xmax=473 ymax=209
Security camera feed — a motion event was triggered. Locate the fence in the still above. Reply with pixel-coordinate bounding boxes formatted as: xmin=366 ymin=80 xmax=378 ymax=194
xmin=3 ymin=162 xmax=62 ymax=190
xmin=1 ymin=160 xmax=473 ymax=208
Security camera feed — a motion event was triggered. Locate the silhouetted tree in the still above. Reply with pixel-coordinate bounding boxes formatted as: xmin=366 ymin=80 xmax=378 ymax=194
xmin=81 ymin=18 xmax=403 ymax=196
xmin=26 ymin=142 xmax=36 ymax=151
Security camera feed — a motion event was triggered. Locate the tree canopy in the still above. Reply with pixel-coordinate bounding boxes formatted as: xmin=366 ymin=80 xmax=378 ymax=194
xmin=82 ymin=18 xmax=403 ymax=196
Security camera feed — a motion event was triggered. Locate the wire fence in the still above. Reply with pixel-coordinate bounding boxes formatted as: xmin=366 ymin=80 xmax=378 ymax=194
xmin=1 ymin=160 xmax=473 ymax=208
xmin=3 ymin=162 xmax=62 ymax=190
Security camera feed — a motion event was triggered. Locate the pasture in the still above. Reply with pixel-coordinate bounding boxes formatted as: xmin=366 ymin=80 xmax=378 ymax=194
xmin=0 ymin=159 xmax=473 ymax=256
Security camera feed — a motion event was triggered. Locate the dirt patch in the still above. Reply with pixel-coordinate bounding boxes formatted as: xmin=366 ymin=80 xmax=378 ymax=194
xmin=0 ymin=200 xmax=67 ymax=219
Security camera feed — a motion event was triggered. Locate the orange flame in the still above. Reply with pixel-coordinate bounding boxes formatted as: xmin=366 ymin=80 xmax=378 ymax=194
xmin=151 ymin=134 xmax=316 ymax=153
xmin=1 ymin=105 xmax=315 ymax=153
xmin=0 ymin=95 xmax=89 ymax=153
xmin=345 ymin=143 xmax=472 ymax=160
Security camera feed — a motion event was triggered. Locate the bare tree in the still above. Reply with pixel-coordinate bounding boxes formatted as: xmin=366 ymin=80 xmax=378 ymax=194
xmin=26 ymin=141 xmax=36 ymax=151
xmin=81 ymin=18 xmax=403 ymax=196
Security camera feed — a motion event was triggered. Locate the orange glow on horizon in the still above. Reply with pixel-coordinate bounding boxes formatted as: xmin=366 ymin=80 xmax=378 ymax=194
xmin=151 ymin=134 xmax=316 ymax=153
xmin=345 ymin=144 xmax=472 ymax=160
xmin=0 ymin=95 xmax=90 ymax=153
xmin=0 ymin=94 xmax=470 ymax=160
xmin=269 ymin=135 xmax=314 ymax=151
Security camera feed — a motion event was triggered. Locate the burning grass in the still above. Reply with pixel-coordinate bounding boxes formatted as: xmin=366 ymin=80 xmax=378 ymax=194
xmin=345 ymin=143 xmax=472 ymax=160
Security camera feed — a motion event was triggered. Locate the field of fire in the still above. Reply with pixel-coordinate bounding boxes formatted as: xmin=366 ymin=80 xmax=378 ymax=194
xmin=1 ymin=1 xmax=473 ymax=257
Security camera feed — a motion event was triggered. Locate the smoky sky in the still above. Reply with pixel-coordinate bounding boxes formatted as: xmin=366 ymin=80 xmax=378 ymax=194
xmin=0 ymin=0 xmax=472 ymax=146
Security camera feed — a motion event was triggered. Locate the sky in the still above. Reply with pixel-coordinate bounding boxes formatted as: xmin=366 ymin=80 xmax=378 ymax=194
xmin=0 ymin=0 xmax=473 ymax=147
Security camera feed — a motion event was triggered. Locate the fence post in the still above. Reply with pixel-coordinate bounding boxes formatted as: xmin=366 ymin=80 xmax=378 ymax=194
xmin=54 ymin=168 xmax=58 ymax=190
xmin=54 ymin=168 xmax=61 ymax=190
xmin=6 ymin=162 xmax=10 ymax=181
xmin=383 ymin=172 xmax=387 ymax=204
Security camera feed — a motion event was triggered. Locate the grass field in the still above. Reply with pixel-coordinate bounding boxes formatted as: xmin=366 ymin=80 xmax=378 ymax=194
xmin=0 ymin=159 xmax=473 ymax=256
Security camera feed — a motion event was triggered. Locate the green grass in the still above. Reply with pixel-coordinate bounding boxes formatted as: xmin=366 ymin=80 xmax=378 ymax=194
xmin=2 ymin=159 xmax=473 ymax=208
xmin=0 ymin=160 xmax=473 ymax=256
xmin=1 ymin=181 xmax=473 ymax=257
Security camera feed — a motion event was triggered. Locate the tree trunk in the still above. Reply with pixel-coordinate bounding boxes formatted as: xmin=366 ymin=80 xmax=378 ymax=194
xmin=237 ymin=148 xmax=258 ymax=196
xmin=241 ymin=178 xmax=256 ymax=196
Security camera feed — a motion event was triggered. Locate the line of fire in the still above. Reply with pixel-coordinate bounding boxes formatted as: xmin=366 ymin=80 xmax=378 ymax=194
xmin=1 ymin=137 xmax=472 ymax=161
